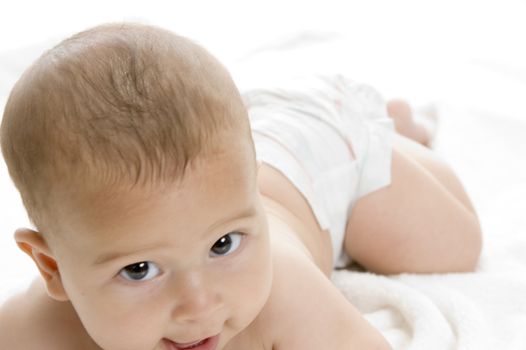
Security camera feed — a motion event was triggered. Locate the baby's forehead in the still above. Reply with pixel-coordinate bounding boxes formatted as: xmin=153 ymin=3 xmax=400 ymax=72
xmin=59 ymin=145 xmax=256 ymax=227
xmin=55 ymin=183 xmax=259 ymax=259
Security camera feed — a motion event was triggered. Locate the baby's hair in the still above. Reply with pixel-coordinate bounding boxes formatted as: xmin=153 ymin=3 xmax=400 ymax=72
xmin=0 ymin=22 xmax=251 ymax=236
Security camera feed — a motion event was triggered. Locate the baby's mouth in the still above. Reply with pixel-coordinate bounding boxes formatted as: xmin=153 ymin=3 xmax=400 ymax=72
xmin=174 ymin=339 xmax=205 ymax=349
xmin=163 ymin=334 xmax=220 ymax=350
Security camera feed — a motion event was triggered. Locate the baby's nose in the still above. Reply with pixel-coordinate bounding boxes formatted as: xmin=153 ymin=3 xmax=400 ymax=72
xmin=170 ymin=272 xmax=223 ymax=324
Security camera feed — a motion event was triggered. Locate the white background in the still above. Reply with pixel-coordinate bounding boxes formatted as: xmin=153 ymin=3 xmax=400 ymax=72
xmin=1 ymin=0 xmax=526 ymax=300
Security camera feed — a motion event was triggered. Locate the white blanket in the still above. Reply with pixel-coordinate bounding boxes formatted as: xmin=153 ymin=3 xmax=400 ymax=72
xmin=2 ymin=28 xmax=526 ymax=350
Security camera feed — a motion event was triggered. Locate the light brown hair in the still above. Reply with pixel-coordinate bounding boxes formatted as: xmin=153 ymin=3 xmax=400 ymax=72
xmin=0 ymin=23 xmax=252 ymax=235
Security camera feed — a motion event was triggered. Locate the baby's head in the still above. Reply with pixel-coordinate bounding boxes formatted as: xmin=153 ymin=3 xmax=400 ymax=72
xmin=0 ymin=23 xmax=272 ymax=349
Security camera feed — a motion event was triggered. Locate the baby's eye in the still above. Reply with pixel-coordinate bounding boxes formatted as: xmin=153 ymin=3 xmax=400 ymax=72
xmin=119 ymin=261 xmax=161 ymax=282
xmin=210 ymin=232 xmax=243 ymax=257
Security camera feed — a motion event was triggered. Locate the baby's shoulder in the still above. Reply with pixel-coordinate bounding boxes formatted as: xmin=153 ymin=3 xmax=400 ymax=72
xmin=257 ymin=237 xmax=391 ymax=350
xmin=0 ymin=278 xmax=100 ymax=350
xmin=244 ymin=241 xmax=321 ymax=349
xmin=226 ymin=241 xmax=318 ymax=350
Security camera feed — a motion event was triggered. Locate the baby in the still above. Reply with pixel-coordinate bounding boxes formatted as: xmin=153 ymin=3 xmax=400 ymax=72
xmin=0 ymin=23 xmax=482 ymax=350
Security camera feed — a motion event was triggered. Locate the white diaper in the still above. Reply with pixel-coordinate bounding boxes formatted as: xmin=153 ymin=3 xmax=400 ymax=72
xmin=243 ymin=75 xmax=395 ymax=268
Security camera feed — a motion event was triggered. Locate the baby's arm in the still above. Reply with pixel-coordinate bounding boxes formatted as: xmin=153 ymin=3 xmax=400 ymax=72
xmin=265 ymin=240 xmax=391 ymax=349
xmin=0 ymin=278 xmax=100 ymax=349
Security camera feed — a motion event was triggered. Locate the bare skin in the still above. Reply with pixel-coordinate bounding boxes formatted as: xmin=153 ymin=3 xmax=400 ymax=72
xmin=0 ymin=100 xmax=481 ymax=350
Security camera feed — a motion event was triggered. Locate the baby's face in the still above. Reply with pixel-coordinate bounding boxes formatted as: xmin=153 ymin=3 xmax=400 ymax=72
xmin=50 ymin=141 xmax=272 ymax=350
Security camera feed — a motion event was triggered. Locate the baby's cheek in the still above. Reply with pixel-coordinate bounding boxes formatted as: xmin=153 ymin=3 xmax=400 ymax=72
xmin=241 ymin=243 xmax=273 ymax=319
xmin=74 ymin=296 xmax=164 ymax=350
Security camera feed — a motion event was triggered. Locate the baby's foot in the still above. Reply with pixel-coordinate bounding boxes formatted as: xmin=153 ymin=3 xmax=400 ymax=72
xmin=414 ymin=103 xmax=439 ymax=147
xmin=386 ymin=99 xmax=439 ymax=148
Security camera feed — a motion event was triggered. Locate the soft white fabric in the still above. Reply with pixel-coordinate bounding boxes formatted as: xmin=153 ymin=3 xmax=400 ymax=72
xmin=244 ymin=75 xmax=394 ymax=268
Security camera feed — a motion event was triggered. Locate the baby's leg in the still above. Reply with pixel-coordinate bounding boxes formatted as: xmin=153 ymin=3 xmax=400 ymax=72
xmin=393 ymin=135 xmax=477 ymax=215
xmin=386 ymin=100 xmax=476 ymax=214
xmin=343 ymin=132 xmax=482 ymax=275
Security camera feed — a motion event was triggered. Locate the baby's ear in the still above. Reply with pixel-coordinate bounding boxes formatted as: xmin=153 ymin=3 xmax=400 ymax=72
xmin=14 ymin=228 xmax=69 ymax=302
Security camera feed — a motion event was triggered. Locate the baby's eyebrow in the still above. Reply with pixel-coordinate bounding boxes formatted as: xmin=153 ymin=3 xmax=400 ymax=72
xmin=92 ymin=205 xmax=257 ymax=266
xmin=93 ymin=244 xmax=161 ymax=266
